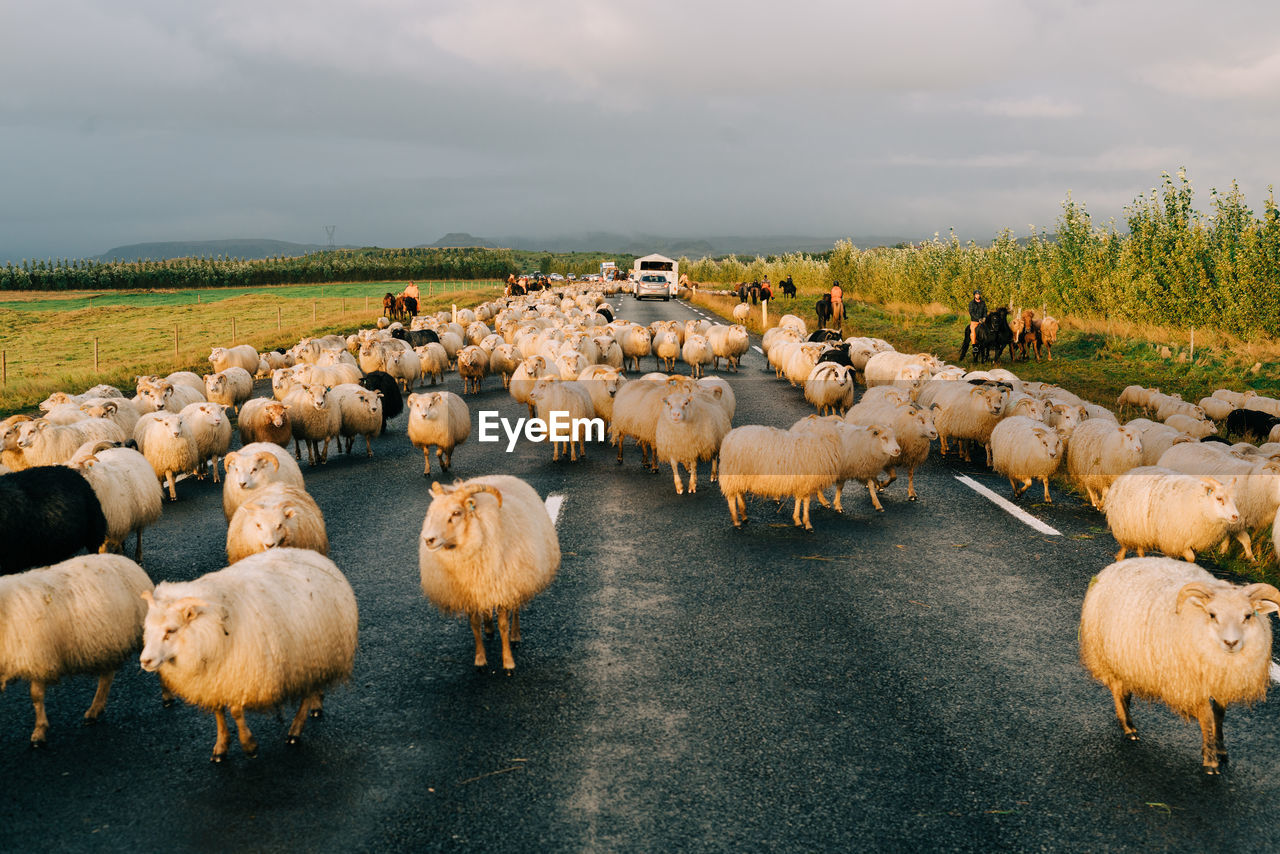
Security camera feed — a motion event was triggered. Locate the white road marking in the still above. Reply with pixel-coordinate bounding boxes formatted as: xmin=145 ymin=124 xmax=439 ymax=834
xmin=954 ymin=475 xmax=1061 ymax=537
xmin=545 ymin=494 xmax=565 ymax=526
xmin=752 ymin=345 xmax=764 ymax=354
xmin=1271 ymin=661 xmax=1280 ymax=684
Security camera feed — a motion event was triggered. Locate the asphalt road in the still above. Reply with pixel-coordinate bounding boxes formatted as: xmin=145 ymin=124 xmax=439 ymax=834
xmin=2 ymin=294 xmax=1277 ymax=852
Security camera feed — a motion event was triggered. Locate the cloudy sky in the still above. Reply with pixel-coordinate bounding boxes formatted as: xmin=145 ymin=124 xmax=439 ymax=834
xmin=4 ymin=0 xmax=1279 ymax=259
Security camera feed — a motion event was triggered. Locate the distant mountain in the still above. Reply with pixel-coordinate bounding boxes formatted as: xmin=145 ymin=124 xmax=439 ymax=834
xmin=94 ymin=238 xmax=337 ymax=262
xmin=420 ymin=233 xmax=500 ymax=249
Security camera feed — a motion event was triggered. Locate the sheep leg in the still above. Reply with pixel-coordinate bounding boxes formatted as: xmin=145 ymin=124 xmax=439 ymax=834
xmin=483 ymin=611 xmax=495 ymax=638
xmin=497 ymin=607 xmax=516 ymax=674
xmin=866 ymin=480 xmax=885 ymax=512
xmin=670 ymin=460 xmax=684 ymax=494
xmin=212 ymin=708 xmax=231 ymax=762
xmin=815 ymin=485 xmax=833 ymax=509
xmin=440 ymin=447 xmax=452 ymax=471
xmin=135 ymin=529 xmax=144 ymax=563
xmin=907 ymin=468 xmax=918 ymax=501
xmin=1115 ymin=546 xmax=1127 ymax=561
xmin=229 ymin=706 xmax=258 ymax=758
xmin=616 ymin=437 xmax=625 ymax=464
xmin=879 ymin=467 xmax=898 ymax=491
xmin=286 ymin=694 xmax=320 ymax=745
xmin=470 ymin=613 xmax=488 ymax=670
xmin=792 ymin=498 xmax=803 ymax=526
xmin=1183 ymin=548 xmax=1197 ymax=562
xmin=801 ymin=497 xmax=813 ymax=531
xmin=1041 ymin=477 xmax=1052 ymax=504
xmin=1212 ymin=699 xmax=1228 ymax=767
xmin=1108 ymin=685 xmax=1138 ymax=741
xmin=511 ymin=608 xmax=521 ymax=643
xmin=365 ymin=435 xmax=373 ymax=457
xmin=688 ymin=460 xmax=697 ymax=493
xmin=166 ymin=471 xmax=178 ymax=501
xmin=1236 ymin=531 xmax=1255 ymax=562
xmin=421 ymin=446 xmax=432 ymax=476
xmin=294 ymin=438 xmax=303 ymax=461
xmin=320 ymin=437 xmax=330 ymax=464
xmin=1198 ymin=701 xmax=1222 ymax=774
xmin=29 ymin=682 xmax=50 ymax=746
xmin=84 ymin=672 xmax=115 ymax=724
xmin=710 ymin=456 xmax=718 ymax=483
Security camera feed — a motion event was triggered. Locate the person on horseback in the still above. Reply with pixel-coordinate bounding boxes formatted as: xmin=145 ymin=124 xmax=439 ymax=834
xmin=968 ymin=289 xmax=987 ymax=345
xmin=830 ymin=281 xmax=845 ymax=332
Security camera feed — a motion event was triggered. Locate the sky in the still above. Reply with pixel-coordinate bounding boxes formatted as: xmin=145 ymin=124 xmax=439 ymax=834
xmin=4 ymin=0 xmax=1280 ymax=260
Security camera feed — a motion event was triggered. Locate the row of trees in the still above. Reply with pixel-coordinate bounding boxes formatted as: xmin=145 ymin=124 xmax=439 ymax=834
xmin=0 ymin=247 xmax=519 ymax=291
xmin=685 ymin=171 xmax=1280 ymax=338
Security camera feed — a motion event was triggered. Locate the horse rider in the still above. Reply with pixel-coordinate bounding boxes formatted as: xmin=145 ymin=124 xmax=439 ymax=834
xmin=968 ymin=289 xmax=987 ymax=344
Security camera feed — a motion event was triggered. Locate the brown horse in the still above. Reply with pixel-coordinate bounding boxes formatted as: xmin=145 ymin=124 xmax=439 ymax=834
xmin=382 ymin=292 xmax=396 ymax=319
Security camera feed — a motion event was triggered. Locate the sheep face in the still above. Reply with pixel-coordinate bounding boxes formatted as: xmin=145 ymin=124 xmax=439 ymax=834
xmin=662 ymin=391 xmax=695 ymax=424
xmin=15 ymin=419 xmax=48 ymax=449
xmin=869 ymin=426 xmax=902 ymax=459
xmin=408 ymin=392 xmax=447 ymax=422
xmin=1176 ymin=582 xmax=1280 ymax=656
xmin=225 ymin=451 xmax=281 ymax=491
xmin=209 ymin=348 xmax=226 ymax=366
xmin=420 ymin=482 xmax=504 ymax=552
xmin=303 ymin=384 xmax=331 ymax=411
xmin=1202 ymin=477 xmax=1242 ymax=527
xmin=139 ymin=591 xmax=225 ymax=673
xmin=245 ymin=503 xmax=297 ymax=551
xmin=188 ymin=403 xmax=227 ymax=432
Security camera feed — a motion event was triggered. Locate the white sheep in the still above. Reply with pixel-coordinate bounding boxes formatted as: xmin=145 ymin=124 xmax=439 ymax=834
xmin=717 ymin=423 xmax=842 ymax=530
xmin=1079 ymin=557 xmax=1280 ymax=774
xmin=67 ymin=440 xmax=164 ymax=562
xmin=226 ymin=483 xmax=328 ymax=563
xmin=617 ymin=325 xmax=652 ymax=372
xmin=134 ymin=411 xmax=199 ymax=501
xmin=209 ymin=345 xmax=260 ymax=375
xmin=707 ymin=324 xmax=750 ymax=372
xmin=79 ymin=397 xmax=140 ymax=434
xmin=222 ymin=443 xmax=306 ymax=521
xmin=456 ymin=345 xmax=489 ymax=393
xmin=332 ymin=383 xmax=383 ymax=456
xmin=609 ymin=377 xmax=668 ymax=470
xmin=509 ymin=355 xmax=551 ymax=418
xmin=204 ymin=367 xmax=254 ymax=413
xmin=1198 ymin=396 xmax=1236 ymax=422
xmin=654 ymin=387 xmax=731 ymax=494
xmin=793 ymin=416 xmax=901 ymax=513
xmin=488 ymin=343 xmax=521 ymax=389
xmin=283 ymin=383 xmax=341 ymax=466
xmin=1165 ymin=413 xmax=1216 ymax=439
xmin=988 ymin=415 xmax=1064 ymax=503
xmin=0 ymin=554 xmax=152 ymax=746
xmin=803 ymin=363 xmax=855 ymax=416
xmin=16 ymin=417 xmax=127 ymax=467
xmin=577 ymin=365 xmax=626 ymax=425
xmin=1158 ymin=442 xmax=1280 ymax=561
xmin=180 ymin=401 xmax=232 ymax=483
xmin=732 ymin=303 xmax=750 ymax=323
xmin=140 ymin=548 xmax=358 ymax=761
xmin=238 ymin=397 xmax=292 ymax=448
xmin=419 ymin=476 xmax=559 ymax=673
xmin=1065 ymin=420 xmax=1144 ymax=509
xmin=1105 ymin=466 xmax=1241 ymax=562
xmin=653 ymin=330 xmax=681 ymax=372
xmin=136 ymin=377 xmax=204 ymax=414
xmin=930 ymin=382 xmax=1008 ymax=464
xmin=407 ymin=391 xmax=471 ymax=476
xmin=681 ymin=333 xmax=714 ymax=379
xmin=528 ymin=377 xmax=595 ymax=462
xmin=845 ymin=401 xmax=937 ymax=502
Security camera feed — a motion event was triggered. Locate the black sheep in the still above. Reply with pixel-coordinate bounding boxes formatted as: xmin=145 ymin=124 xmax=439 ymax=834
xmin=1225 ymin=407 xmax=1280 ymax=443
xmin=0 ymin=466 xmax=108 ymax=575
xmin=359 ymin=370 xmax=404 ymax=429
xmin=816 ymin=344 xmax=853 ymax=367
xmin=391 ymin=327 xmax=440 ymax=347
xmin=807 ymin=329 xmax=843 ymax=343
xmin=596 ymin=306 xmax=614 ymax=324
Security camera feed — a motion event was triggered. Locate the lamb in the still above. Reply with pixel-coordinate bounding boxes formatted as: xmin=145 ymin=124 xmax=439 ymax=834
xmin=1116 ymin=385 xmax=1157 ymax=412
xmin=654 ymin=388 xmax=732 ymax=494
xmin=804 ymin=363 xmax=855 ymax=416
xmin=0 ymin=466 xmax=108 ymax=575
xmin=419 ymin=476 xmax=560 ymax=673
xmin=237 ymin=397 xmax=293 ymax=447
xmin=283 ymin=383 xmax=341 ymax=466
xmin=209 ymin=345 xmax=260 ymax=375
xmin=717 ymin=423 xmax=843 ymax=530
xmin=1156 ymin=398 xmax=1206 ymax=422
xmin=67 ymin=441 xmax=163 ymax=562
xmin=407 ymin=391 xmax=471 ymax=476
xmin=1065 ymin=420 xmax=1144 ymax=509
xmin=528 ymin=377 xmax=595 ymax=462
xmin=140 ymin=548 xmax=358 ymax=761
xmin=0 ymin=554 xmax=153 ymax=746
xmin=134 ymin=411 xmax=200 ymax=500
xmin=226 ymin=483 xmax=328 ymax=563
xmin=1105 ymin=467 xmax=1241 ymax=562
xmin=180 ymin=402 xmax=232 ymax=483
xmin=1079 ymin=557 xmax=1280 ymax=774
xmin=707 ymin=324 xmax=750 ymax=372
xmin=222 ymin=443 xmax=307 ymax=521
xmin=989 ymin=416 xmax=1065 ymax=503
xmin=845 ymin=401 xmax=937 ymax=501
xmin=332 ymin=384 xmax=383 ymax=456
xmin=681 ymin=334 xmax=714 ymax=379
xmin=204 ymin=367 xmax=254 ymax=413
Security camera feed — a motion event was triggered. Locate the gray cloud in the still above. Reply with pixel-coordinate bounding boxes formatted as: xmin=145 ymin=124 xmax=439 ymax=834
xmin=4 ymin=0 xmax=1279 ymax=260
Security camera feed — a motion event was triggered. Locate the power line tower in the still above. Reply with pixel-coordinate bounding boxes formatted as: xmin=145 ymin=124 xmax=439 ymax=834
xmin=324 ymin=226 xmax=336 ymax=251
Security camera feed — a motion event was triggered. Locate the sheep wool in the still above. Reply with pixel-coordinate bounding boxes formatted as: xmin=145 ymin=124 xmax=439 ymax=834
xmin=989 ymin=415 xmax=1064 ymax=504
xmin=226 ymin=483 xmax=329 ymax=563
xmin=1105 ymin=467 xmax=1240 ymax=562
xmin=407 ymin=391 xmax=471 ymax=475
xmin=67 ymin=441 xmax=164 ymax=562
xmin=222 ymin=443 xmax=307 ymax=521
xmin=717 ymin=423 xmax=842 ymax=530
xmin=655 ymin=388 xmax=732 ymax=494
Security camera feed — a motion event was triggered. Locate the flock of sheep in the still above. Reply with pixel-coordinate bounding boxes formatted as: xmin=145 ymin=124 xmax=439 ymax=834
xmin=2 ymin=279 xmax=1280 ymax=775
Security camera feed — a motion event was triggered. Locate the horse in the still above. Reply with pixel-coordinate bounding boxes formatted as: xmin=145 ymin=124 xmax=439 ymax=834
xmin=959 ymin=306 xmax=1014 ymax=363
xmin=779 ymin=277 xmax=797 ymax=298
xmin=748 ymin=283 xmax=761 ymax=305
xmin=401 ymin=295 xmax=418 ymax=319
xmin=815 ymin=295 xmax=833 ymax=329
xmin=382 ymin=292 xmax=396 ymax=319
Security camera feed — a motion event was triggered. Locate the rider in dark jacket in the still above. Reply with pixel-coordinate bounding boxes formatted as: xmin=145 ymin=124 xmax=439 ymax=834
xmin=968 ymin=290 xmax=987 ymax=343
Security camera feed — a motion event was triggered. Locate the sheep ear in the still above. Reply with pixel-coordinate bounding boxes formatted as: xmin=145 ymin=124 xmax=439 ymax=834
xmin=140 ymin=590 xmax=155 ymax=605
xmin=1176 ymin=582 xmax=1216 ymax=615
xmin=174 ymin=597 xmax=210 ymax=623
xmin=283 ymin=506 xmax=297 ymax=519
xmin=430 ymin=481 xmax=445 ymax=497
xmin=711 ymin=386 xmax=724 ymax=399
xmin=464 ymin=498 xmax=477 ymax=513
xmin=256 ymin=452 xmax=279 ymax=472
xmin=1244 ymin=584 xmax=1280 ymax=616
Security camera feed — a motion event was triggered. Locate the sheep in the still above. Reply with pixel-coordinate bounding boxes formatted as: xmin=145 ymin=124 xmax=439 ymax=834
xmin=930 ymin=382 xmax=1009 ymax=464
xmin=1079 ymin=557 xmax=1280 ymax=774
xmin=358 ymin=370 xmax=403 ymax=429
xmin=717 ymin=424 xmax=842 ymax=530
xmin=1038 ymin=315 xmax=1058 ymax=359
xmin=989 ymin=416 xmax=1065 ymax=503
xmin=1158 ymin=443 xmax=1280 ymax=561
xmin=455 ymin=345 xmax=488 ymax=393
xmin=1156 ymin=398 xmax=1206 ymax=422
xmin=510 ymin=356 xmax=552 ymax=418
xmin=66 ymin=440 xmax=163 ymax=562
xmin=554 ymin=350 xmax=589 ymax=382
xmin=407 ymin=391 xmax=471 ymax=476
xmin=294 ymin=362 xmax=362 ymax=389
xmin=680 ymin=334 xmax=714 ymax=379
xmin=79 ymin=397 xmax=140 ymax=435
xmin=140 ymin=548 xmax=358 ymax=761
xmin=1226 ymin=408 xmax=1280 ymax=443
xmin=782 ymin=342 xmax=826 ymax=387
xmin=617 ymin=325 xmax=652 ymax=372
xmin=42 ymin=403 xmax=89 ymax=425
xmin=488 ymin=343 xmax=522 ymax=389
xmin=653 ymin=330 xmax=681 ymax=371
xmin=1 ymin=415 xmax=33 ymax=471
xmin=1164 ymin=413 xmax=1216 ymax=439
xmin=1105 ymin=467 xmax=1241 ymax=562
xmin=863 ymin=352 xmax=938 ymax=389
xmin=38 ymin=386 xmax=124 ymax=412
xmin=209 ymin=345 xmax=260 ymax=375
xmin=0 ymin=554 xmax=153 ymax=746
xmin=0 ymin=466 xmax=109 ymax=575
xmin=707 ymin=324 xmax=750 ymax=372
xmin=16 ymin=417 xmax=126 ymax=467
xmin=577 ymin=365 xmax=626 ymax=425
xmin=794 ymin=417 xmax=901 ymax=513
xmin=1083 ymin=404 xmax=1119 ymax=423
xmin=1244 ymin=395 xmax=1280 ymax=417
xmin=1065 ymin=420 xmax=1144 ymax=509
xmin=845 ymin=401 xmax=937 ymax=501
xmin=609 ymin=377 xmax=669 ymax=470
xmin=418 ymin=476 xmax=559 ymax=673
xmin=732 ymin=302 xmax=750 ymax=323
xmin=180 ymin=402 xmax=232 ymax=483
xmin=204 ymin=367 xmax=254 ymax=413
xmin=654 ymin=388 xmax=732 ymax=494
xmin=1116 ymin=385 xmax=1157 ymax=412
xmin=137 ymin=378 xmax=205 ymax=414
xmin=237 ymin=397 xmax=292 ymax=448
xmin=1198 ymin=396 xmax=1236 ymax=422
xmin=332 ymin=383 xmax=383 ymax=456
xmin=133 ymin=411 xmax=200 ymax=500
xmin=226 ymin=483 xmax=328 ymax=563
xmin=283 ymin=383 xmax=341 ymax=466
xmin=803 ymin=363 xmax=855 ymax=416
xmin=528 ymin=377 xmax=595 ymax=462
xmin=1130 ymin=421 xmax=1194 ymax=467
xmin=222 ymin=443 xmax=306 ymax=521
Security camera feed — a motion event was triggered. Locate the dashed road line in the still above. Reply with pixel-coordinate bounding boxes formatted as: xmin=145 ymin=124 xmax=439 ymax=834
xmin=752 ymin=345 xmax=764 ymax=354
xmin=954 ymin=475 xmax=1061 ymax=536
xmin=545 ymin=494 xmax=565 ymax=526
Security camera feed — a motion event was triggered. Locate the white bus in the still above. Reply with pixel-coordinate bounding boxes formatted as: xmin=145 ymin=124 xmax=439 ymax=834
xmin=631 ymin=254 xmax=678 ymax=296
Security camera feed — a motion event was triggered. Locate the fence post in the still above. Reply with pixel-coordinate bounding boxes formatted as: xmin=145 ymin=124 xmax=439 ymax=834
xmin=197 ymin=293 xmax=200 ymax=304
xmin=364 ymin=295 xmax=369 ymax=312
xmin=232 ymin=317 xmax=237 ymax=343
xmin=278 ymin=306 xmax=282 ymax=330
xmin=452 ymin=304 xmax=457 ymax=324
xmin=94 ymin=338 xmax=99 ymax=373
xmin=313 ymin=301 xmax=317 ymax=324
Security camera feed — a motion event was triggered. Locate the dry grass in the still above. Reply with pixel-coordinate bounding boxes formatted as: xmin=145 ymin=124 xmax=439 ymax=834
xmin=0 ymin=283 xmax=501 ymax=417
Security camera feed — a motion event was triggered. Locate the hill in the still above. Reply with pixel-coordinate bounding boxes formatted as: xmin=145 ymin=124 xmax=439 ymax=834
xmin=94 ymin=238 xmax=335 ymax=262
xmin=420 ymin=233 xmax=501 ymax=249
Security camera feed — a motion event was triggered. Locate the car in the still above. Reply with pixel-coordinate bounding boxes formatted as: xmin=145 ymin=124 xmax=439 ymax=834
xmin=635 ymin=274 xmax=672 ymax=301
xmin=549 ymin=273 xmax=565 ymax=281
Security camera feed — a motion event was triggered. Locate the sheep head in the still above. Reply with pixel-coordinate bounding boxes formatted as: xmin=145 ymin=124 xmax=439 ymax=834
xmin=1175 ymin=580 xmax=1280 ymax=656
xmin=421 ymin=482 xmax=504 ymax=552
xmin=140 ymin=591 xmax=228 ymax=673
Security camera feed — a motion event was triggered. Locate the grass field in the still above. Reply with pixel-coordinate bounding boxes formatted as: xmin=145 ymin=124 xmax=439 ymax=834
xmin=0 ymin=281 xmax=503 ymax=417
